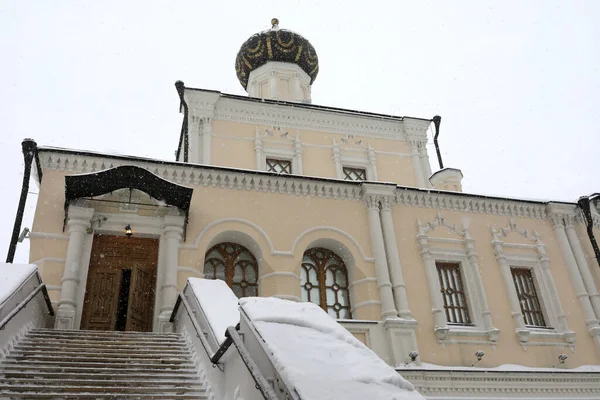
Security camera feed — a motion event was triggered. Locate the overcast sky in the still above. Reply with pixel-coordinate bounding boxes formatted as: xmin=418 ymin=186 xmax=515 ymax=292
xmin=1 ymin=1 xmax=598 ymax=263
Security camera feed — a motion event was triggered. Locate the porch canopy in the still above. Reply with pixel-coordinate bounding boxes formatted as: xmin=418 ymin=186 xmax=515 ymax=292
xmin=64 ymin=165 xmax=193 ymax=220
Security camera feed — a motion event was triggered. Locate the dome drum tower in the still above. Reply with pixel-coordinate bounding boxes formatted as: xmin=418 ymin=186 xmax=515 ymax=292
xmin=235 ymin=19 xmax=318 ymax=103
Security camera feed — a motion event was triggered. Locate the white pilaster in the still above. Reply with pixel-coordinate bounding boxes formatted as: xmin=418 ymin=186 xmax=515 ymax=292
xmin=565 ymin=218 xmax=600 ymax=320
xmin=255 ymin=129 xmax=265 ymax=171
xmin=380 ymin=196 xmax=411 ymax=319
xmin=418 ymin=141 xmax=433 ymax=186
xmin=408 ymin=140 xmax=425 ymax=188
xmin=201 ymin=117 xmax=212 ymax=165
xmin=465 ymin=233 xmax=495 ymax=332
xmin=363 ymin=190 xmax=397 ymax=319
xmin=187 ymin=115 xmax=201 ymax=164
xmin=294 ymin=135 xmax=303 ymax=175
xmin=367 ymin=145 xmax=378 ymax=181
xmin=333 ymin=141 xmax=343 ymax=179
xmin=550 ymin=215 xmax=600 ymax=328
xmin=55 ymin=206 xmax=94 ymax=330
xmin=158 ymin=215 xmax=185 ymax=332
xmin=536 ymin=241 xmax=570 ymax=332
xmin=417 ymin=230 xmax=448 ymax=331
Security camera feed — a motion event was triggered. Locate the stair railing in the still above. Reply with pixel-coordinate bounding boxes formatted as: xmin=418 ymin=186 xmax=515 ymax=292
xmin=170 ymin=292 xmax=278 ymax=400
xmin=0 ymin=284 xmax=54 ymax=331
xmin=170 ymin=293 xmax=213 ymax=359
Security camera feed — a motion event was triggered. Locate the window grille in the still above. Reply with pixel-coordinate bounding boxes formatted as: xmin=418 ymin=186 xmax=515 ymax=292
xmin=511 ymin=267 xmax=546 ymax=327
xmin=342 ymin=167 xmax=367 ymax=181
xmin=436 ymin=262 xmax=471 ymax=325
xmin=266 ymin=158 xmax=292 ymax=174
xmin=301 ymin=248 xmax=352 ymax=319
xmin=204 ymin=243 xmax=258 ymax=298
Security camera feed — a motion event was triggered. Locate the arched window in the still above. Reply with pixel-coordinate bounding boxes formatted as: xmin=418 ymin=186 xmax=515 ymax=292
xmin=301 ymin=248 xmax=351 ymax=319
xmin=204 ymin=242 xmax=258 ymax=298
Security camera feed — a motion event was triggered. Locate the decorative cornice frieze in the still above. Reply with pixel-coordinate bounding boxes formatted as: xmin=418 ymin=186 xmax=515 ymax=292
xmin=39 ymin=151 xmax=363 ymax=201
xmin=212 ymin=97 xmax=406 ymax=139
xmin=398 ymin=369 xmax=600 ymax=397
xmin=397 ymin=190 xmax=548 ymax=220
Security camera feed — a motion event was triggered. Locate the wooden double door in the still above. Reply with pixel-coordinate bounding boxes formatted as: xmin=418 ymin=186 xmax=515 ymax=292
xmin=81 ymin=235 xmax=159 ymax=332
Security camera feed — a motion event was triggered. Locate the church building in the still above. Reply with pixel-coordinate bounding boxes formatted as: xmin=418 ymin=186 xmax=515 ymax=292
xmin=1 ymin=18 xmax=600 ymax=399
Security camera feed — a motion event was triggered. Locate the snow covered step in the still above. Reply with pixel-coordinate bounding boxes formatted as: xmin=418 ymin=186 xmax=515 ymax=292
xmin=0 ymin=329 xmax=207 ymax=399
xmin=10 ymin=346 xmax=190 ymax=357
xmin=0 ymin=392 xmax=205 ymax=399
xmin=18 ymin=338 xmax=189 ymax=349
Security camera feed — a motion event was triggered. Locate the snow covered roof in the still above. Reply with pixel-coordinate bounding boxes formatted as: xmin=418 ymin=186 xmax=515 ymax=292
xmin=240 ymin=297 xmax=424 ymax=400
xmin=0 ymin=263 xmax=38 ymax=305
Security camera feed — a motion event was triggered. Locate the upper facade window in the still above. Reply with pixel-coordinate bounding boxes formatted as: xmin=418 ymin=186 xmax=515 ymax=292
xmin=342 ymin=167 xmax=366 ymax=181
xmin=204 ymin=242 xmax=258 ymax=298
xmin=436 ymin=262 xmax=471 ymax=325
xmin=301 ymin=248 xmax=351 ymax=319
xmin=511 ymin=267 xmax=546 ymax=327
xmin=266 ymin=158 xmax=292 ymax=174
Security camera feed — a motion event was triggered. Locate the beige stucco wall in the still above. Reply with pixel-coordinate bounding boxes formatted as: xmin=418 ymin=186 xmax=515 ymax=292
xmin=209 ymin=120 xmax=416 ymax=186
xmin=29 ymin=157 xmax=600 ymax=369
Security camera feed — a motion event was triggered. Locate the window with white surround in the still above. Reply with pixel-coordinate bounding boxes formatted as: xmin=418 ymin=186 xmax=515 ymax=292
xmin=266 ymin=158 xmax=292 ymax=174
xmin=491 ymin=219 xmax=575 ymax=350
xmin=417 ymin=213 xmax=499 ymax=346
xmin=511 ymin=267 xmax=546 ymax=327
xmin=342 ymin=166 xmax=367 ymax=181
xmin=436 ymin=262 xmax=471 ymax=325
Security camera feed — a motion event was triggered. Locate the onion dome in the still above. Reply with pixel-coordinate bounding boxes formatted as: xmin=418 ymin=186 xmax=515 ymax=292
xmin=235 ymin=18 xmax=319 ymax=90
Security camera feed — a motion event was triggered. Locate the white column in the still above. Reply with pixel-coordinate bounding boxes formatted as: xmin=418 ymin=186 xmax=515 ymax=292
xmin=417 ymin=232 xmax=447 ymax=329
xmin=465 ymin=234 xmax=494 ymax=331
xmin=158 ymin=215 xmax=185 ymax=332
xmin=551 ymin=216 xmax=599 ymax=328
xmin=492 ymin=238 xmax=526 ymax=331
xmin=408 ymin=140 xmax=425 ymax=187
xmin=269 ymin=70 xmax=277 ymax=100
xmin=418 ymin=142 xmax=433 ymax=185
xmin=365 ymin=195 xmax=398 ymax=319
xmin=536 ymin=241 xmax=570 ymax=332
xmin=380 ymin=197 xmax=411 ymax=318
xmin=367 ymin=145 xmax=378 ymax=181
xmin=333 ymin=141 xmax=343 ymax=179
xmin=55 ymin=206 xmax=94 ymax=330
xmin=565 ymin=218 xmax=600 ymax=320
xmin=188 ymin=115 xmax=201 ymax=164
xmin=255 ymin=130 xmax=264 ymax=171
xmin=294 ymin=135 xmax=303 ymax=175
xmin=201 ymin=117 xmax=212 ymax=165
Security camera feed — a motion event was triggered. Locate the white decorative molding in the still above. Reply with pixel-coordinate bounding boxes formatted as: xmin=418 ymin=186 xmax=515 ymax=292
xmin=350 ymin=277 xmax=378 ymax=288
xmin=491 ymin=218 xmax=576 ymax=350
xmin=212 ymin=95 xmax=411 ymax=139
xmin=38 ymin=149 xmax=566 ymax=222
xmin=29 ymin=232 xmax=69 ymax=241
xmin=398 ymin=368 xmax=600 ymax=399
xmin=30 ymin=257 xmax=66 ymax=265
xmin=396 ymin=189 xmax=549 ymax=219
xmin=417 ymin=212 xmax=499 ymax=346
xmin=289 ymin=225 xmax=374 ymax=263
xmin=39 ymin=150 xmax=363 ymax=202
xmin=351 ymin=300 xmax=382 ymax=313
xmin=176 ymin=266 xmax=204 ymax=277
xmin=258 ymin=271 xmax=301 ymax=283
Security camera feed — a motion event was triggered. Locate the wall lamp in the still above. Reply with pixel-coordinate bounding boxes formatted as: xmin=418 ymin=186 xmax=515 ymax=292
xmin=125 ymin=224 xmax=133 ymax=238
xmin=471 ymin=350 xmax=485 ymax=367
xmin=405 ymin=351 xmax=419 ymax=366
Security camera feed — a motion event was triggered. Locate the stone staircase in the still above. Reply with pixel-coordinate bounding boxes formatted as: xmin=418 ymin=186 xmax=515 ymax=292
xmin=0 ymin=328 xmax=208 ymax=399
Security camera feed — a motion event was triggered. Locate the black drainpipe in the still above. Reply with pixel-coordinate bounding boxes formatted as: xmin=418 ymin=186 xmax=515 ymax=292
xmin=432 ymin=115 xmax=443 ymax=169
xmin=6 ymin=139 xmax=38 ymax=263
xmin=175 ymin=80 xmax=189 ymax=162
xmin=577 ymin=193 xmax=600 ymax=268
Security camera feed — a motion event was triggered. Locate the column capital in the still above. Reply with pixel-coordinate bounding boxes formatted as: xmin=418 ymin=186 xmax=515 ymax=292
xmin=163 ymin=215 xmax=185 ymax=238
xmin=365 ymin=195 xmax=380 ymax=210
xmin=380 ymin=196 xmax=394 ymax=212
xmin=66 ymin=206 xmax=94 ymax=232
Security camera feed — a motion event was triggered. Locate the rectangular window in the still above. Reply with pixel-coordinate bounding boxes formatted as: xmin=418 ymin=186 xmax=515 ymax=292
xmin=436 ymin=262 xmax=471 ymax=325
xmin=342 ymin=167 xmax=367 ymax=181
xmin=511 ymin=267 xmax=546 ymax=327
xmin=266 ymin=158 xmax=292 ymax=174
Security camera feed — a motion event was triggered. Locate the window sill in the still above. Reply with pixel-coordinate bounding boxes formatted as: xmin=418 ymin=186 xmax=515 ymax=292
xmin=435 ymin=325 xmax=500 ymax=347
xmin=516 ymin=328 xmax=576 ymax=351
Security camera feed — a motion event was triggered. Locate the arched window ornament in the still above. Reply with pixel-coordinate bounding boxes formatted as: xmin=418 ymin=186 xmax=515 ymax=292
xmin=204 ymin=242 xmax=258 ymax=298
xmin=301 ymin=248 xmax=351 ymax=319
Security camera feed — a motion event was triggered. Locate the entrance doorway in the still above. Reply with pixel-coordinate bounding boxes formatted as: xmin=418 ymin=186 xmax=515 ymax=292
xmin=81 ymin=234 xmax=159 ymax=332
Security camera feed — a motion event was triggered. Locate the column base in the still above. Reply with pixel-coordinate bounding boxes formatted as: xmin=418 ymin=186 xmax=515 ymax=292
xmin=383 ymin=318 xmax=419 ymax=367
xmin=54 ymin=305 xmax=76 ymax=330
xmin=158 ymin=310 xmax=174 ymax=333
